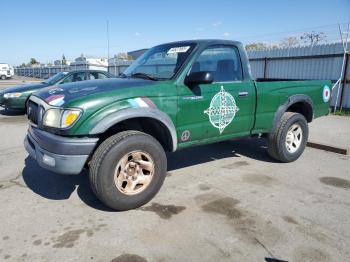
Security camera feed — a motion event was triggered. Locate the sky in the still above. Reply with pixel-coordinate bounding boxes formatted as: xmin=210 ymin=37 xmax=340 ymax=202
xmin=1 ymin=0 xmax=350 ymax=65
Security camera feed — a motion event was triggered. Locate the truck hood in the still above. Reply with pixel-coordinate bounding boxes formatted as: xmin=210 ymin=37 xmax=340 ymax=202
xmin=32 ymin=78 xmax=154 ymax=107
xmin=2 ymin=82 xmax=47 ymax=93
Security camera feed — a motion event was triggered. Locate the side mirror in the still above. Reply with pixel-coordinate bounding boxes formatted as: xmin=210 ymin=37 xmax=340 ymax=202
xmin=184 ymin=71 xmax=214 ymax=87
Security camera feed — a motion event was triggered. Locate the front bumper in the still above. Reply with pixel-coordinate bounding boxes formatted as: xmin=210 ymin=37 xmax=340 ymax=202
xmin=24 ymin=126 xmax=98 ymax=175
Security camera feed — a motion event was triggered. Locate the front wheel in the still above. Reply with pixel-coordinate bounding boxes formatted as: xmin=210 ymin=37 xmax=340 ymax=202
xmin=1 ymin=75 xmax=6 ymax=80
xmin=267 ymin=112 xmax=308 ymax=162
xmin=89 ymin=131 xmax=167 ymax=211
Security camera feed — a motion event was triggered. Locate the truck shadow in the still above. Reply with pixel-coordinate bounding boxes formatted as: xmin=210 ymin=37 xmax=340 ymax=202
xmin=22 ymin=158 xmax=113 ymax=211
xmin=22 ymin=137 xmax=276 ymax=211
xmin=168 ymin=137 xmax=275 ymax=171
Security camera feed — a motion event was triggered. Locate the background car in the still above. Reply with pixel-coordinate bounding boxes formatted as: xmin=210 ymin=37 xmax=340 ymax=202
xmin=0 ymin=70 xmax=115 ymax=111
xmin=0 ymin=63 xmax=14 ymax=80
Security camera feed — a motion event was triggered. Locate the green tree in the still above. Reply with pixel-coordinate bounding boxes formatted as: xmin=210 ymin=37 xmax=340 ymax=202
xmin=245 ymin=42 xmax=268 ymax=51
xmin=116 ymin=52 xmax=133 ymax=60
xmin=62 ymin=54 xmax=67 ymax=65
xmin=280 ymin=36 xmax=300 ymax=48
xmin=30 ymin=58 xmax=39 ymax=65
xmin=300 ymin=31 xmax=327 ymax=46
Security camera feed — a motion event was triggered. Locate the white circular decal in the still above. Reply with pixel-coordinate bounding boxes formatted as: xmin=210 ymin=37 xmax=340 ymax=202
xmin=204 ymin=86 xmax=239 ymax=134
xmin=181 ymin=130 xmax=190 ymax=142
xmin=323 ymin=85 xmax=331 ymax=103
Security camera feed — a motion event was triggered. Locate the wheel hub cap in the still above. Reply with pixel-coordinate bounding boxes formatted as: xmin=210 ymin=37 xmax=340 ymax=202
xmin=114 ymin=151 xmax=155 ymax=195
xmin=285 ymin=123 xmax=303 ymax=153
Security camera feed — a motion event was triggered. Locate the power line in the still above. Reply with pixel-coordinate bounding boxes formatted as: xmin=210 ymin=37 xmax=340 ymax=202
xmin=238 ymin=22 xmax=349 ymax=40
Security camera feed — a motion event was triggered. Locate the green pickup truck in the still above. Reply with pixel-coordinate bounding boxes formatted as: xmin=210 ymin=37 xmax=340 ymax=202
xmin=24 ymin=39 xmax=331 ymax=210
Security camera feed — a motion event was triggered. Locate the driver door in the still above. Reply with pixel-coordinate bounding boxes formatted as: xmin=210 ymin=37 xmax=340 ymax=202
xmin=176 ymin=45 xmax=255 ymax=145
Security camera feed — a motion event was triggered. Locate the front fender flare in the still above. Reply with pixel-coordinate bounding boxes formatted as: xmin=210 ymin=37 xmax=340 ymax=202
xmin=89 ymin=107 xmax=178 ymax=151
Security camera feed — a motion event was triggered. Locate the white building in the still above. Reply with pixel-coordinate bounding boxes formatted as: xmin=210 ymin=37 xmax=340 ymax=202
xmin=70 ymin=56 xmax=108 ymax=71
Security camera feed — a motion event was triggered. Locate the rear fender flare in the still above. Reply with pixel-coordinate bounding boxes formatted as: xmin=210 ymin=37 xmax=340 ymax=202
xmin=272 ymin=94 xmax=313 ymax=131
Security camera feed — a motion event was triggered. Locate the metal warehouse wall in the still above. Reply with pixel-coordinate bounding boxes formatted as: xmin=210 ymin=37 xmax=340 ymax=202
xmin=14 ymin=64 xmax=108 ymax=79
xmin=14 ymin=66 xmax=70 ymax=79
xmin=107 ymin=60 xmax=132 ymax=76
xmin=247 ymin=42 xmax=350 ymax=108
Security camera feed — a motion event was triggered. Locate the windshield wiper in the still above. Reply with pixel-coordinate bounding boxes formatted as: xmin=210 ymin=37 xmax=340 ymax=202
xmin=130 ymin=72 xmax=158 ymax=81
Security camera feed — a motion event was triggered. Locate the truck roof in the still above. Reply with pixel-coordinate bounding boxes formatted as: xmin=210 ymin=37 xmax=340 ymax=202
xmin=157 ymin=39 xmax=243 ymax=47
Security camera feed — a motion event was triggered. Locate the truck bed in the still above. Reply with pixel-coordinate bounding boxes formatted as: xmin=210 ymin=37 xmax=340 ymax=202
xmin=252 ymin=79 xmax=331 ymax=134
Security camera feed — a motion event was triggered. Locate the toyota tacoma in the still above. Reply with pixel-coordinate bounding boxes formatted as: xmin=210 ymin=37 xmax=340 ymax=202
xmin=24 ymin=40 xmax=331 ymax=210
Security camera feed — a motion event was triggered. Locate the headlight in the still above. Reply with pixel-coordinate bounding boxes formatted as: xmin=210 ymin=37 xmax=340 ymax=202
xmin=4 ymin=92 xmax=22 ymax=98
xmin=43 ymin=109 xmax=61 ymax=128
xmin=43 ymin=109 xmax=81 ymax=128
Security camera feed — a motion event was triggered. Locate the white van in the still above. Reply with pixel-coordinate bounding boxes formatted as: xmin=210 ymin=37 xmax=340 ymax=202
xmin=0 ymin=63 xmax=14 ymax=80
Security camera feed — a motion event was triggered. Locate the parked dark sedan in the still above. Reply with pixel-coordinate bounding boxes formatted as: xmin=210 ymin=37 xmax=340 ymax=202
xmin=0 ymin=70 xmax=114 ymax=110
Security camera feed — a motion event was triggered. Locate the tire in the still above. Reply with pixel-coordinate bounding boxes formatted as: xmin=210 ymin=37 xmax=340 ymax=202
xmin=1 ymin=75 xmax=6 ymax=80
xmin=267 ymin=112 xmax=308 ymax=162
xmin=89 ymin=130 xmax=167 ymax=211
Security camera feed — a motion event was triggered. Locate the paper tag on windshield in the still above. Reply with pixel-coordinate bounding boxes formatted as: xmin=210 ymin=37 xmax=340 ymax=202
xmin=167 ymin=46 xmax=190 ymax=54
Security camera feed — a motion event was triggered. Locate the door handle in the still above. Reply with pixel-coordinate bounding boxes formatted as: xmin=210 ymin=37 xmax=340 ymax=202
xmin=238 ymin=91 xmax=249 ymax=97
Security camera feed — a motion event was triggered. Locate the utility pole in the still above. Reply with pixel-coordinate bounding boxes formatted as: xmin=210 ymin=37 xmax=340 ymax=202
xmin=333 ymin=22 xmax=350 ymax=112
xmin=107 ymin=20 xmax=110 ymax=60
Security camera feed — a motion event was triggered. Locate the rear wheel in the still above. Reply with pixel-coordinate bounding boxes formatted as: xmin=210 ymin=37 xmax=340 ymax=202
xmin=1 ymin=75 xmax=6 ymax=80
xmin=267 ymin=112 xmax=308 ymax=162
xmin=89 ymin=131 xmax=167 ymax=211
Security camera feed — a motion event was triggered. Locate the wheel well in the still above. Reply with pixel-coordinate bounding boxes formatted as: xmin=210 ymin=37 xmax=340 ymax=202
xmin=99 ymin=117 xmax=173 ymax=152
xmin=286 ymin=101 xmax=313 ymax=122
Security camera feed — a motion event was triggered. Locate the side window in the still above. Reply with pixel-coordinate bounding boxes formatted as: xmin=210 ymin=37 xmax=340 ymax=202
xmin=71 ymin=72 xmax=86 ymax=82
xmin=97 ymin=72 xmax=108 ymax=79
xmin=61 ymin=72 xmax=86 ymax=84
xmin=89 ymin=72 xmax=98 ymax=80
xmin=61 ymin=74 xmax=73 ymax=84
xmin=89 ymin=72 xmax=108 ymax=80
xmin=190 ymin=46 xmax=242 ymax=82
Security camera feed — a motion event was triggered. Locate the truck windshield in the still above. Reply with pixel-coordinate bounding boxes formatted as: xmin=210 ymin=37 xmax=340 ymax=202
xmin=42 ymin=72 xmax=68 ymax=84
xmin=122 ymin=43 xmax=196 ymax=80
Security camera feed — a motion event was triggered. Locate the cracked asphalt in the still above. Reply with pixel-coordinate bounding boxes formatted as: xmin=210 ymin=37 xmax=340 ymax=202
xmin=0 ymin=101 xmax=350 ymax=261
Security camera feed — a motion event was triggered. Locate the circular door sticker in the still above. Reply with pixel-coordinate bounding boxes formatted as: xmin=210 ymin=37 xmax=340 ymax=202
xmin=204 ymin=86 xmax=239 ymax=134
xmin=323 ymin=85 xmax=331 ymax=103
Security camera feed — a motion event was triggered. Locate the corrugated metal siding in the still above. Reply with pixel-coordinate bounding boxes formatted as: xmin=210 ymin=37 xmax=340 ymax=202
xmin=14 ymin=66 xmax=71 ymax=79
xmin=107 ymin=60 xmax=132 ymax=76
xmin=14 ymin=63 xmax=108 ymax=78
xmin=262 ymin=57 xmax=344 ymax=80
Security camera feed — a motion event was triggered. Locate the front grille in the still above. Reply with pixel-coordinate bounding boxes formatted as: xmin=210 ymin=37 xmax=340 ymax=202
xmin=27 ymin=101 xmax=39 ymax=124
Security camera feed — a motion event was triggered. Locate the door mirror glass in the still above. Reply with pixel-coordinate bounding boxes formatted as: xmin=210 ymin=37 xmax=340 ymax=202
xmin=184 ymin=71 xmax=213 ymax=87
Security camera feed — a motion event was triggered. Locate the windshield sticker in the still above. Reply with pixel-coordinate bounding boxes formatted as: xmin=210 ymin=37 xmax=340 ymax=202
xmin=45 ymin=94 xmax=65 ymax=106
xmin=323 ymin=85 xmax=331 ymax=103
xmin=167 ymin=46 xmax=190 ymax=54
xmin=204 ymin=86 xmax=239 ymax=134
